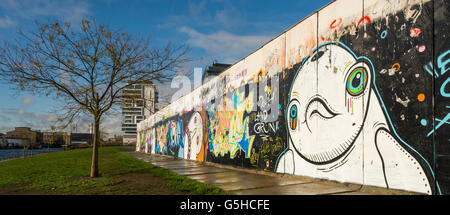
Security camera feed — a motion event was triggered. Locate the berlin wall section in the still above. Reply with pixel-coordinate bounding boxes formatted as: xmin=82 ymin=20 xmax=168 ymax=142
xmin=136 ymin=0 xmax=448 ymax=195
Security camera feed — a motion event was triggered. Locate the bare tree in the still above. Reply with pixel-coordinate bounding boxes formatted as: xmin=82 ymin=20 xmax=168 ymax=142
xmin=0 ymin=19 xmax=189 ymax=177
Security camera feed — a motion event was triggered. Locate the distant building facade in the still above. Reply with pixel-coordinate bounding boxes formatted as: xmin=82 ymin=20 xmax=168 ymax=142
xmin=5 ymin=127 xmax=42 ymax=145
xmin=43 ymin=132 xmax=69 ymax=147
xmin=202 ymin=61 xmax=231 ymax=83
xmin=69 ymin=133 xmax=93 ymax=145
xmin=103 ymin=135 xmax=123 ymax=146
xmin=44 ymin=132 xmax=93 ymax=148
xmin=5 ymin=138 xmax=30 ymax=148
xmin=0 ymin=133 xmax=6 ymax=148
xmin=121 ymin=82 xmax=157 ymax=144
xmin=2 ymin=127 xmax=93 ymax=149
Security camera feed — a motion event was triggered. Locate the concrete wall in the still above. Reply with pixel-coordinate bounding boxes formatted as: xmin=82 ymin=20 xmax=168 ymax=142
xmin=137 ymin=0 xmax=449 ymax=195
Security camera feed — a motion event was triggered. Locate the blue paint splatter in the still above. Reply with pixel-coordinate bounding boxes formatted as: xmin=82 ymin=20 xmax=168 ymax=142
xmin=420 ymin=119 xmax=427 ymax=126
xmin=427 ymin=113 xmax=450 ymax=137
xmin=381 ymin=30 xmax=388 ymax=39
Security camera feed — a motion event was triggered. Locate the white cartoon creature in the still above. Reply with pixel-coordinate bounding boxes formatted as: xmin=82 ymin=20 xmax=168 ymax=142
xmin=276 ymin=42 xmax=434 ymax=194
xmin=184 ymin=112 xmax=203 ymax=161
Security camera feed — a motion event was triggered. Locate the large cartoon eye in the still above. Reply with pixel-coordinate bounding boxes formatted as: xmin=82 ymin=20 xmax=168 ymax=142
xmin=289 ymin=104 xmax=298 ymax=130
xmin=346 ymin=67 xmax=368 ymax=96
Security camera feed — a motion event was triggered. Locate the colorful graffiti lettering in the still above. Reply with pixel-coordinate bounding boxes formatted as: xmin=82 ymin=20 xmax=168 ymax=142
xmin=208 ymin=87 xmax=255 ymax=159
xmin=422 ymin=49 xmax=450 ymax=138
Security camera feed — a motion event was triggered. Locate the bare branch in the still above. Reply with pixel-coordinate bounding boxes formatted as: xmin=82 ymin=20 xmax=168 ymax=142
xmin=0 ymin=18 xmax=190 ymax=177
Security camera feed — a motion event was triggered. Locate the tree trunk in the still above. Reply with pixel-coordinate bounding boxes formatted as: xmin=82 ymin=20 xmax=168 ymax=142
xmin=90 ymin=116 xmax=100 ymax=177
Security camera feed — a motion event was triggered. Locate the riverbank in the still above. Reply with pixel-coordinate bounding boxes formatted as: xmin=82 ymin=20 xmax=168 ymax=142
xmin=0 ymin=148 xmax=64 ymax=162
xmin=0 ymin=146 xmax=228 ymax=195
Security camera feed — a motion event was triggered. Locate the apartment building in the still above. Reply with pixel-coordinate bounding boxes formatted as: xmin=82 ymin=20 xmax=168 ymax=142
xmin=121 ymin=82 xmax=157 ymax=144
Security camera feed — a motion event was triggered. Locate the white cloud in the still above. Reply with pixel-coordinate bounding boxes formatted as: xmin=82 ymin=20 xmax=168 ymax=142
xmin=17 ymin=109 xmax=24 ymax=116
xmin=0 ymin=16 xmax=16 ymax=28
xmin=1 ymin=108 xmax=58 ymax=132
xmin=179 ymin=26 xmax=272 ymax=63
xmin=214 ymin=7 xmax=243 ymax=29
xmin=21 ymin=94 xmax=35 ymax=106
xmin=0 ymin=0 xmax=89 ymax=25
xmin=100 ymin=114 xmax=122 ymax=137
xmin=158 ymin=1 xmax=243 ymax=30
xmin=0 ymin=107 xmax=122 ymax=137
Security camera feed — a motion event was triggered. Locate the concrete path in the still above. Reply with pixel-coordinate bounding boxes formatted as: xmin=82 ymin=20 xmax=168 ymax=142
xmin=126 ymin=152 xmax=386 ymax=195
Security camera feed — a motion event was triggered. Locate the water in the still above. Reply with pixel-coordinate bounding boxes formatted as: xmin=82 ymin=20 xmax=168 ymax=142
xmin=0 ymin=148 xmax=64 ymax=161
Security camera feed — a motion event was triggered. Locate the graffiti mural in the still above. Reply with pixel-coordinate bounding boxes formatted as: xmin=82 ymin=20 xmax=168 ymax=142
xmin=184 ymin=112 xmax=204 ymax=161
xmin=206 ymin=85 xmax=256 ymax=164
xmin=136 ymin=0 xmax=449 ymax=195
xmin=276 ymin=42 xmax=432 ymax=194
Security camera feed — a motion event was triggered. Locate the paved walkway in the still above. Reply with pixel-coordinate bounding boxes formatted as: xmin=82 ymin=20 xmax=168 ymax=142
xmin=125 ymin=151 xmax=397 ymax=195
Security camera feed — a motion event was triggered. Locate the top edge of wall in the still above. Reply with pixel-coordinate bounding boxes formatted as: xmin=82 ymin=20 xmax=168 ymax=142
xmin=141 ymin=1 xmax=337 ymax=123
xmin=139 ymin=0 xmax=427 ymax=129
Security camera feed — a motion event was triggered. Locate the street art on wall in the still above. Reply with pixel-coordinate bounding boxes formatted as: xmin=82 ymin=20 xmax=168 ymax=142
xmin=136 ymin=0 xmax=448 ymax=195
xmin=184 ymin=112 xmax=205 ymax=161
xmin=276 ymin=42 xmax=433 ymax=194
xmin=207 ymin=86 xmax=255 ymax=159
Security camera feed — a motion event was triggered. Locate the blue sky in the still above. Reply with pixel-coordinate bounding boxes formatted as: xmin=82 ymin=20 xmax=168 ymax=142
xmin=0 ymin=0 xmax=330 ymax=136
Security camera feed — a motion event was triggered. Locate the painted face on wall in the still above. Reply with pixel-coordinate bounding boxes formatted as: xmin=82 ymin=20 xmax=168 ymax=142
xmin=185 ymin=112 xmax=203 ymax=160
xmin=287 ymin=43 xmax=372 ymax=164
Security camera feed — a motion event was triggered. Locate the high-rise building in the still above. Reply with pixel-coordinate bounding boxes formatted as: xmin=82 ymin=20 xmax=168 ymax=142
xmin=202 ymin=60 xmax=231 ymax=83
xmin=121 ymin=82 xmax=156 ymax=144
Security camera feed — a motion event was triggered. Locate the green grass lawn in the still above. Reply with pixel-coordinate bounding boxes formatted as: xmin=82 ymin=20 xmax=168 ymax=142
xmin=0 ymin=147 xmax=228 ymax=195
